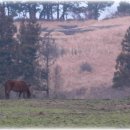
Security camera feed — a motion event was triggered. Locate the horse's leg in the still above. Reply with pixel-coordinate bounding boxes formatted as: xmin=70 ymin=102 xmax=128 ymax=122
xmin=5 ymin=93 xmax=9 ymax=99
xmin=23 ymin=92 xmax=26 ymax=99
xmin=18 ymin=92 xmax=22 ymax=99
xmin=5 ymin=90 xmax=10 ymax=99
xmin=27 ymin=89 xmax=31 ymax=99
xmin=5 ymin=88 xmax=9 ymax=99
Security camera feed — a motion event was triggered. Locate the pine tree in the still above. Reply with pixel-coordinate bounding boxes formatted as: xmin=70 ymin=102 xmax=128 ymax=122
xmin=113 ymin=27 xmax=130 ymax=88
xmin=118 ymin=2 xmax=130 ymax=15
xmin=17 ymin=19 xmax=41 ymax=82
xmin=0 ymin=5 xmax=17 ymax=83
xmin=0 ymin=5 xmax=16 ymax=45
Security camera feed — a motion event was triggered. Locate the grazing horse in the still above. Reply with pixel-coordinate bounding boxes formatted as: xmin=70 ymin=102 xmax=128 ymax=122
xmin=4 ymin=80 xmax=31 ymax=99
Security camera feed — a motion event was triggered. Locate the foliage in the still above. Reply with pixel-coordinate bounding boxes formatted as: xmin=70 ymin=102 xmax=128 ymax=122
xmin=0 ymin=2 xmax=115 ymax=20
xmin=87 ymin=2 xmax=113 ymax=19
xmin=113 ymin=27 xmax=130 ymax=88
xmin=118 ymin=2 xmax=130 ymax=15
xmin=0 ymin=5 xmax=16 ymax=45
xmin=0 ymin=11 xmax=41 ymax=84
xmin=17 ymin=19 xmax=41 ymax=83
xmin=3 ymin=1 xmax=130 ymax=20
xmin=0 ymin=6 xmax=17 ymax=83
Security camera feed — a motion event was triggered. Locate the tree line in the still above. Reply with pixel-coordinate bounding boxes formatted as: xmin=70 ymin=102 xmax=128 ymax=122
xmin=0 ymin=5 xmax=58 ymax=97
xmin=0 ymin=1 xmax=130 ymax=21
xmin=0 ymin=1 xmax=130 ymax=98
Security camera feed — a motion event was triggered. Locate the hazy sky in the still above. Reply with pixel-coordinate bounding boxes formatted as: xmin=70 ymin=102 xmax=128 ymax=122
xmin=98 ymin=1 xmax=120 ymax=20
xmin=0 ymin=0 xmax=130 ymax=2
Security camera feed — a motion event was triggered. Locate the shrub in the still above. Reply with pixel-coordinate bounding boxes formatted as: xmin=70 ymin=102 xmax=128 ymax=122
xmin=113 ymin=26 xmax=130 ymax=88
xmin=80 ymin=62 xmax=92 ymax=72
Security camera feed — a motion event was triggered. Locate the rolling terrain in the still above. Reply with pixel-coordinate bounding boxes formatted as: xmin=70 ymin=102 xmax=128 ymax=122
xmin=15 ymin=17 xmax=130 ymax=99
xmin=1 ymin=17 xmax=130 ymax=128
xmin=39 ymin=17 xmax=130 ymax=99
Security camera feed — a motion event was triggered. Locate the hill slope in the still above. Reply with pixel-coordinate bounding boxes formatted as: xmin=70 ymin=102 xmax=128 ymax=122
xmin=40 ymin=17 xmax=130 ymax=99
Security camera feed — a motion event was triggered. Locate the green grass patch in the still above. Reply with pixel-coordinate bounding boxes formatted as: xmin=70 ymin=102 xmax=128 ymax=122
xmin=0 ymin=99 xmax=130 ymax=127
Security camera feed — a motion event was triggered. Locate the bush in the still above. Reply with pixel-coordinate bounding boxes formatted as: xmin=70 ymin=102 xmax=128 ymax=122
xmin=113 ymin=26 xmax=130 ymax=88
xmin=60 ymin=30 xmax=76 ymax=35
xmin=80 ymin=62 xmax=92 ymax=72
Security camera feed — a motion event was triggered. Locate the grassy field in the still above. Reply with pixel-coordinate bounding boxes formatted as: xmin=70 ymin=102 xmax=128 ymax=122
xmin=0 ymin=99 xmax=130 ymax=128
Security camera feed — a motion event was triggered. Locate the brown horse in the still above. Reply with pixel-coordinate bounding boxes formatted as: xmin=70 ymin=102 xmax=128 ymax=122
xmin=4 ymin=80 xmax=31 ymax=99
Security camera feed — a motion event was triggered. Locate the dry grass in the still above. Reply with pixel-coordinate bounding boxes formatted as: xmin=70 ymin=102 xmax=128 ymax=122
xmin=15 ymin=16 xmax=130 ymax=99
xmin=47 ymin=16 xmax=130 ymax=99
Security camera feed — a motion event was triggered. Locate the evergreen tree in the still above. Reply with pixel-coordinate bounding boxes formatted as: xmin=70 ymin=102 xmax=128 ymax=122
xmin=113 ymin=27 xmax=130 ymax=88
xmin=118 ymin=2 xmax=130 ymax=16
xmin=0 ymin=5 xmax=16 ymax=45
xmin=17 ymin=19 xmax=41 ymax=82
xmin=87 ymin=2 xmax=113 ymax=19
xmin=0 ymin=5 xmax=17 ymax=83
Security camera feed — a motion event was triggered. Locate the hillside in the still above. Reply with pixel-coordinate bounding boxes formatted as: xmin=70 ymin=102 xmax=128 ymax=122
xmin=36 ymin=16 xmax=130 ymax=99
xmin=14 ymin=17 xmax=130 ymax=99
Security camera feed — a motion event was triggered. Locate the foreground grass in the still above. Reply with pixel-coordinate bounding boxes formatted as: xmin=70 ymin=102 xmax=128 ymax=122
xmin=0 ymin=98 xmax=130 ymax=127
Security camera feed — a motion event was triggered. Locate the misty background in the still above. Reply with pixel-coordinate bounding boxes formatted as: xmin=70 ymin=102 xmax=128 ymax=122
xmin=1 ymin=1 xmax=130 ymax=21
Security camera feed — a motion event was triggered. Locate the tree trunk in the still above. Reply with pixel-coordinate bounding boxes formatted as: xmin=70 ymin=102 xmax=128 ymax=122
xmin=46 ymin=56 xmax=49 ymax=98
xmin=28 ymin=4 xmax=36 ymax=20
xmin=57 ymin=3 xmax=60 ymax=20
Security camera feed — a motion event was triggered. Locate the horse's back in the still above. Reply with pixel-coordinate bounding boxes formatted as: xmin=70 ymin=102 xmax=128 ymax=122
xmin=15 ymin=80 xmax=29 ymax=91
xmin=5 ymin=80 xmax=29 ymax=91
xmin=5 ymin=80 xmax=15 ymax=89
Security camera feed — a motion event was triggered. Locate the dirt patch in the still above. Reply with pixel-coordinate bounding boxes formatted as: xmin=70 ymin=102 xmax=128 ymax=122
xmin=38 ymin=111 xmax=46 ymax=116
xmin=58 ymin=25 xmax=78 ymax=29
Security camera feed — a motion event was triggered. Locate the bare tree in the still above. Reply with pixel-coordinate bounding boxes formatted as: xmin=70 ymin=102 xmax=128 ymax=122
xmin=35 ymin=32 xmax=58 ymax=97
xmin=53 ymin=65 xmax=62 ymax=98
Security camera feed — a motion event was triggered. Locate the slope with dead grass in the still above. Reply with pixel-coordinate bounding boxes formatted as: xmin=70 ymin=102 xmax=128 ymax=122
xmin=15 ymin=17 xmax=130 ymax=99
xmin=42 ymin=17 xmax=130 ymax=99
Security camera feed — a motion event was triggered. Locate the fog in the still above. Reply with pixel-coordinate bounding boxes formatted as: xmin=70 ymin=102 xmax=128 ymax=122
xmin=98 ymin=2 xmax=120 ymax=20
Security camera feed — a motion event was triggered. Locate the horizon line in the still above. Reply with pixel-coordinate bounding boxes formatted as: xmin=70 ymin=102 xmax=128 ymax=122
xmin=0 ymin=0 xmax=129 ymax=3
